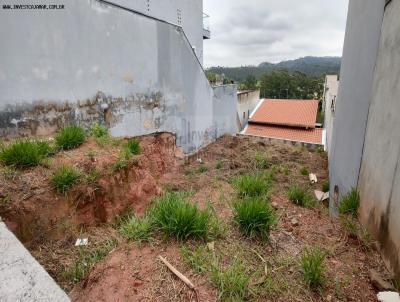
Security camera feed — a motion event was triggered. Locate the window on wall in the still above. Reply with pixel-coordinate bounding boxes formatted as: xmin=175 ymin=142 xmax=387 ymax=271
xmin=331 ymin=96 xmax=337 ymax=113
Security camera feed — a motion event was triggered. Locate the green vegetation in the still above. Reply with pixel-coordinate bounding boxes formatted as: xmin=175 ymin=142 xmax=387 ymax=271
xmin=322 ymin=181 xmax=330 ymax=193
xmin=61 ymin=239 xmax=117 ymax=284
xmin=55 ymin=125 xmax=86 ymax=150
xmin=119 ymin=215 xmax=153 ymax=242
xmin=51 ymin=165 xmax=80 ymax=193
xmin=125 ymin=139 xmax=141 ymax=155
xmin=0 ymin=139 xmax=51 ymax=168
xmin=232 ymin=173 xmax=270 ymax=197
xmin=252 ymin=152 xmax=270 ymax=169
xmin=90 ymin=122 xmax=108 ymax=139
xmin=287 ymin=184 xmax=315 ymax=207
xmin=150 ymin=192 xmax=210 ymax=240
xmin=112 ymin=157 xmax=128 ymax=171
xmin=211 ymin=260 xmax=250 ymax=301
xmin=180 ymin=245 xmax=213 ymax=274
xmin=300 ymin=167 xmax=309 ymax=176
xmin=198 ymin=164 xmax=208 ymax=173
xmin=338 ymin=188 xmax=360 ymax=216
xmin=340 ymin=216 xmax=358 ymax=238
xmin=85 ymin=168 xmax=101 ymax=184
xmin=233 ymin=197 xmax=275 ymax=239
xmin=216 ymin=160 xmax=224 ymax=170
xmin=300 ymin=247 xmax=326 ymax=289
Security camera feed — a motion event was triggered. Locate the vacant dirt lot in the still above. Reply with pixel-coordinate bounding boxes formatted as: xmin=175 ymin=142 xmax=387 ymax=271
xmin=0 ymin=134 xmax=391 ymax=301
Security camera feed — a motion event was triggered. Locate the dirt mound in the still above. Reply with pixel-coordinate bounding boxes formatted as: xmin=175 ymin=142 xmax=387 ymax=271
xmin=0 ymin=132 xmax=179 ymax=244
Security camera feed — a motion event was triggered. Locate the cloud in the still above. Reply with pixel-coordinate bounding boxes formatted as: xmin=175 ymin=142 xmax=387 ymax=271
xmin=203 ymin=0 xmax=349 ymax=67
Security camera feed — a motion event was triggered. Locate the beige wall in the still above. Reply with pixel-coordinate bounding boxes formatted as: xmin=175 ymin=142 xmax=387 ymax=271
xmin=237 ymin=90 xmax=260 ymax=131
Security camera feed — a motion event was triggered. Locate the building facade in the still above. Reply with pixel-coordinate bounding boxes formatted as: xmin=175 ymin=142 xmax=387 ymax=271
xmin=330 ymin=0 xmax=400 ymax=280
xmin=322 ymin=75 xmax=339 ymax=156
xmin=0 ymin=0 xmax=235 ymax=153
xmin=236 ymin=90 xmax=260 ymax=131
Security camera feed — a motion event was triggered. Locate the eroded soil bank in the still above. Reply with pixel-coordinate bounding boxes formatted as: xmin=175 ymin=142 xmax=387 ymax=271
xmin=0 ymin=135 xmax=391 ymax=301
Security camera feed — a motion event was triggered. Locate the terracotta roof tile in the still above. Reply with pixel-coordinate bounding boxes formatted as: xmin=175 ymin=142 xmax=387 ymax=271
xmin=249 ymin=99 xmax=319 ymax=128
xmin=244 ymin=124 xmax=323 ymax=144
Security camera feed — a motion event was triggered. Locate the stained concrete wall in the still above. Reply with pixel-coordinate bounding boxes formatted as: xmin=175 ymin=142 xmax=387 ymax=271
xmin=358 ymin=0 xmax=400 ymax=280
xmin=322 ymin=75 xmax=339 ymax=157
xmin=328 ymin=0 xmax=385 ymax=207
xmin=237 ymin=90 xmax=260 ymax=131
xmin=0 ymin=221 xmax=70 ymax=302
xmin=0 ymin=0 xmax=236 ymax=153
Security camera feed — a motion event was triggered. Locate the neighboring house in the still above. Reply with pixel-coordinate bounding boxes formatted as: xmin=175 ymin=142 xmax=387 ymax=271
xmin=243 ymin=99 xmax=325 ymax=147
xmin=236 ymin=90 xmax=260 ymax=131
xmin=322 ymin=75 xmax=339 ymax=156
xmin=330 ymin=0 xmax=400 ymax=281
xmin=0 ymin=0 xmax=236 ymax=154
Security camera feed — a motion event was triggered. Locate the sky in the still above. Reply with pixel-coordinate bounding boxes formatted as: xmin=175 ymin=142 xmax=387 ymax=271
xmin=203 ymin=0 xmax=349 ymax=67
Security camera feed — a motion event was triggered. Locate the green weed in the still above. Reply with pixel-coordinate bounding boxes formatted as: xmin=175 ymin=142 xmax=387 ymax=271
xmin=232 ymin=173 xmax=270 ymax=197
xmin=119 ymin=215 xmax=154 ymax=242
xmin=51 ymin=165 xmax=80 ymax=193
xmin=125 ymin=139 xmax=141 ymax=155
xmin=55 ymin=125 xmax=85 ymax=150
xmin=287 ymin=184 xmax=315 ymax=207
xmin=338 ymin=188 xmax=360 ymax=216
xmin=300 ymin=247 xmax=326 ymax=289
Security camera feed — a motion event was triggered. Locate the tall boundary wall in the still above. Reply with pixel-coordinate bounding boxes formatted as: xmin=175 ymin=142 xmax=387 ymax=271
xmin=0 ymin=0 xmax=237 ymax=154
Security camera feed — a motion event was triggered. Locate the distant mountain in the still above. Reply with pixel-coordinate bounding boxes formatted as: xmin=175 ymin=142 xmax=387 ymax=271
xmin=207 ymin=56 xmax=341 ymax=82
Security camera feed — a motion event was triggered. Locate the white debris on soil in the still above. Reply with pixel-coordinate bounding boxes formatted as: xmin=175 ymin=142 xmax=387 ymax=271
xmin=309 ymin=173 xmax=318 ymax=184
xmin=75 ymin=238 xmax=89 ymax=246
xmin=315 ymin=190 xmax=329 ymax=202
xmin=377 ymin=292 xmax=400 ymax=302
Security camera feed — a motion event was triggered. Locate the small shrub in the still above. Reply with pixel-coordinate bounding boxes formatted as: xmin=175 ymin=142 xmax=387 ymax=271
xmin=111 ymin=151 xmax=130 ymax=171
xmin=338 ymin=188 xmax=360 ymax=216
xmin=86 ymin=168 xmax=101 ymax=184
xmin=340 ymin=215 xmax=358 ymax=238
xmin=0 ymin=139 xmax=51 ymax=168
xmin=252 ymin=151 xmax=270 ymax=169
xmin=126 ymin=139 xmax=141 ymax=155
xmin=216 ymin=160 xmax=224 ymax=170
xmin=322 ymin=181 xmax=330 ymax=193
xmin=90 ymin=122 xmax=108 ymax=138
xmin=233 ymin=197 xmax=276 ymax=239
xmin=232 ymin=173 xmax=270 ymax=197
xmin=198 ymin=164 xmax=208 ymax=173
xmin=300 ymin=247 xmax=326 ymax=289
xmin=51 ymin=165 xmax=80 ymax=193
xmin=211 ymin=260 xmax=250 ymax=301
xmin=119 ymin=215 xmax=153 ymax=242
xmin=55 ymin=125 xmax=85 ymax=150
xmin=181 ymin=245 xmax=212 ymax=273
xmin=150 ymin=192 xmax=210 ymax=240
xmin=287 ymin=184 xmax=315 ymax=207
xmin=300 ymin=167 xmax=309 ymax=176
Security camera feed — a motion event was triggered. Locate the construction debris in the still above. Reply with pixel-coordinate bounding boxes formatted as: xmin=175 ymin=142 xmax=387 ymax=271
xmin=75 ymin=238 xmax=88 ymax=246
xmin=377 ymin=292 xmax=400 ymax=302
xmin=309 ymin=173 xmax=318 ymax=184
xmin=314 ymin=190 xmax=329 ymax=202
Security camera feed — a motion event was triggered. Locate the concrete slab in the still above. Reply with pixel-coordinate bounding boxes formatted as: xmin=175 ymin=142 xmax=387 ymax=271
xmin=0 ymin=221 xmax=70 ymax=302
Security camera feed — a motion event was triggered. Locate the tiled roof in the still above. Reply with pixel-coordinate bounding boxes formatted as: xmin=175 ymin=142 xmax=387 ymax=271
xmin=249 ymin=99 xmax=319 ymax=128
xmin=244 ymin=124 xmax=323 ymax=144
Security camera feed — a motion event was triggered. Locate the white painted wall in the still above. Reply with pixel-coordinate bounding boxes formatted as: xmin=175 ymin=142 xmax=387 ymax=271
xmin=322 ymin=75 xmax=339 ymax=157
xmin=236 ymin=90 xmax=260 ymax=131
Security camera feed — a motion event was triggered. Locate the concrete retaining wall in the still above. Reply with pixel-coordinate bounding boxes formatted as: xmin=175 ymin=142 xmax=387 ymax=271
xmin=0 ymin=221 xmax=70 ymax=302
xmin=358 ymin=0 xmax=400 ymax=280
xmin=0 ymin=0 xmax=236 ymax=153
xmin=328 ymin=0 xmax=385 ymax=208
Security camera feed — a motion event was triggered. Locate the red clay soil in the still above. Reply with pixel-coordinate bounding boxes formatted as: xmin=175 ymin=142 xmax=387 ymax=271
xmin=0 ymin=135 xmax=392 ymax=301
xmin=0 ymin=132 xmax=179 ymax=244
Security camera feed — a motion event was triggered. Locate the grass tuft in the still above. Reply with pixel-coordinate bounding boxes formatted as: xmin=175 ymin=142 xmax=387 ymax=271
xmin=61 ymin=239 xmax=117 ymax=284
xmin=300 ymin=167 xmax=309 ymax=176
xmin=125 ymin=139 xmax=141 ymax=155
xmin=51 ymin=165 xmax=80 ymax=193
xmin=55 ymin=125 xmax=86 ymax=150
xmin=322 ymin=181 xmax=330 ymax=193
xmin=216 ymin=160 xmax=224 ymax=170
xmin=252 ymin=151 xmax=270 ymax=169
xmin=211 ymin=260 xmax=250 ymax=301
xmin=90 ymin=122 xmax=108 ymax=139
xmin=232 ymin=173 xmax=270 ymax=197
xmin=300 ymin=246 xmax=326 ymax=289
xmin=150 ymin=192 xmax=210 ymax=240
xmin=338 ymin=188 xmax=360 ymax=216
xmin=119 ymin=215 xmax=153 ymax=242
xmin=181 ymin=245 xmax=213 ymax=273
xmin=287 ymin=184 xmax=315 ymax=207
xmin=0 ymin=139 xmax=51 ymax=168
xmin=198 ymin=164 xmax=208 ymax=173
xmin=233 ymin=197 xmax=276 ymax=239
